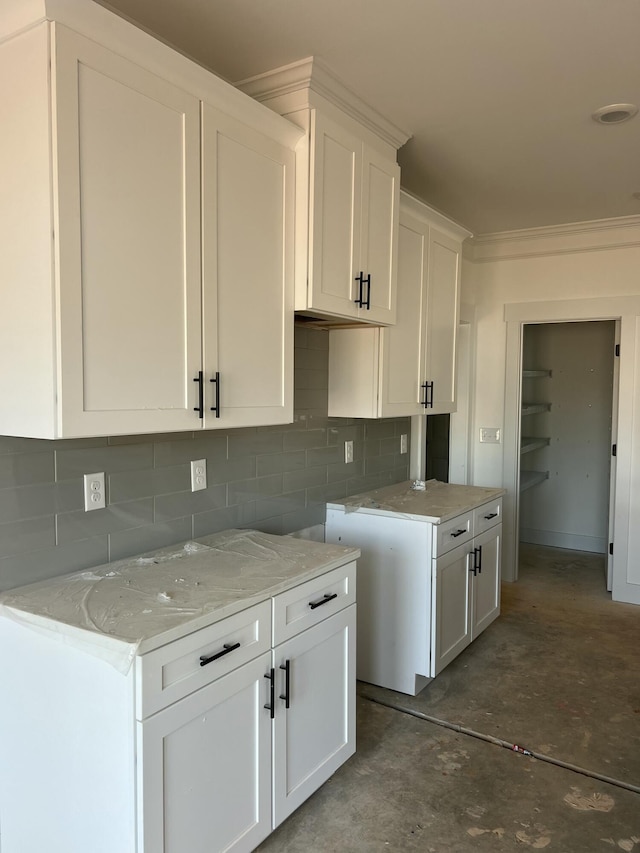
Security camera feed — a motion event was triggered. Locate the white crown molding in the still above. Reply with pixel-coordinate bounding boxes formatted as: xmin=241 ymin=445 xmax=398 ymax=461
xmin=469 ymin=215 xmax=640 ymax=262
xmin=236 ymin=56 xmax=411 ymax=151
xmin=400 ymin=189 xmax=472 ymax=241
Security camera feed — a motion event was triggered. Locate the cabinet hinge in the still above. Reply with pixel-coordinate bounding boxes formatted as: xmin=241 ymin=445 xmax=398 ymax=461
xmin=612 ymin=443 xmax=617 ymax=457
xmin=609 ymin=542 xmax=613 ymax=556
xmin=615 ymin=344 xmax=620 ymax=357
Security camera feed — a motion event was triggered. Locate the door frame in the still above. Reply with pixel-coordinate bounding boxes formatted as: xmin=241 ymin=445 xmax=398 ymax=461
xmin=503 ymin=297 xmax=633 ymax=591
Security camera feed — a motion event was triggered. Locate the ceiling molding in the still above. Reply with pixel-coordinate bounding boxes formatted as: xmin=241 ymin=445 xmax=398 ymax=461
xmin=469 ymin=215 xmax=640 ymax=262
xmin=236 ymin=56 xmax=411 ymax=151
xmin=400 ymin=189 xmax=472 ymax=241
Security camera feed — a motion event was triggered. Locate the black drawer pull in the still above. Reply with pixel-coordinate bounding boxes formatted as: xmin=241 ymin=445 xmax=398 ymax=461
xmin=279 ymin=659 xmax=290 ymax=709
xmin=309 ymin=592 xmax=338 ymax=610
xmin=264 ymin=668 xmax=275 ymax=719
xmin=450 ymin=529 xmax=466 ymax=538
xmin=484 ymin=512 xmax=498 ymax=520
xmin=199 ymin=641 xmax=240 ymax=667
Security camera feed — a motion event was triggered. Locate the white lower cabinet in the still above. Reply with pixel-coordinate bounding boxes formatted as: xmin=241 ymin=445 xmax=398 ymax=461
xmin=0 ymin=560 xmax=356 ymax=853
xmin=326 ymin=490 xmax=502 ymax=696
xmin=431 ymin=522 xmax=501 ymax=676
xmin=139 ymin=652 xmax=273 ymax=853
xmin=273 ymin=606 xmax=356 ymax=826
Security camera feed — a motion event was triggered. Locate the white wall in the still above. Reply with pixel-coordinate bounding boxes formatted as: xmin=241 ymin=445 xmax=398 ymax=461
xmin=462 ymin=216 xmax=640 ymax=604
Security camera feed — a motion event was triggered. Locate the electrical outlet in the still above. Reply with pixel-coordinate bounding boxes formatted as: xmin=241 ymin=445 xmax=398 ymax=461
xmin=344 ymin=440 xmax=354 ymax=464
xmin=190 ymin=459 xmax=207 ymax=491
xmin=400 ymin=434 xmax=408 ymax=454
xmin=83 ymin=472 xmax=105 ymax=511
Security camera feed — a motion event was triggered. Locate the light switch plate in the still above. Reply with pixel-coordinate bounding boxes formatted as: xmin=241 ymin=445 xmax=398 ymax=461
xmin=479 ymin=427 xmax=501 ymax=444
xmin=400 ymin=434 xmax=408 ymax=454
xmin=344 ymin=440 xmax=354 ymax=464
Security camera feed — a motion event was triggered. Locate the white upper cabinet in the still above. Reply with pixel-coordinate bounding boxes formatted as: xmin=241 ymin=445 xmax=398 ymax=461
xmin=327 ymin=193 xmax=471 ymax=418
xmin=0 ymin=2 xmax=300 ymax=438
xmin=202 ymin=105 xmax=295 ymax=429
xmin=237 ymin=58 xmax=408 ymax=326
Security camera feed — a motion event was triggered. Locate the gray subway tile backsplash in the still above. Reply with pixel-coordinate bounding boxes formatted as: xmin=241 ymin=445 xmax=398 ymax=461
xmin=0 ymin=326 xmax=409 ymax=591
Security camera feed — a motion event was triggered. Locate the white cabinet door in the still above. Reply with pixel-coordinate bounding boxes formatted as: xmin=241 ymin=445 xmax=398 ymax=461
xmin=423 ymin=227 xmax=461 ymax=414
xmin=308 ymin=111 xmax=361 ymax=319
xmin=54 ymin=25 xmax=203 ymax=437
xmin=273 ymin=605 xmax=356 ymax=827
xmin=202 ymin=104 xmax=295 ymax=428
xmin=431 ymin=543 xmax=472 ymax=676
xmin=359 ymin=146 xmax=399 ymax=324
xmin=138 ymin=652 xmax=272 ymax=853
xmin=379 ymin=209 xmax=429 ymax=416
xmin=308 ymin=111 xmax=398 ymax=324
xmin=472 ymin=524 xmax=502 ymax=638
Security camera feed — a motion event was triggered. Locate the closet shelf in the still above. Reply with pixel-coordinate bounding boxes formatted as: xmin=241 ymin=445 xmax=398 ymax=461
xmin=522 ymin=369 xmax=552 ymax=379
xmin=521 ymin=402 xmax=551 ymax=417
xmin=520 ymin=470 xmax=549 ymax=492
xmin=520 ymin=437 xmax=550 ymax=455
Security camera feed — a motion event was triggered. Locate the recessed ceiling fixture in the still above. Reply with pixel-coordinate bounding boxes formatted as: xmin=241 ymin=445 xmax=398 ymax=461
xmin=592 ymin=103 xmax=638 ymax=124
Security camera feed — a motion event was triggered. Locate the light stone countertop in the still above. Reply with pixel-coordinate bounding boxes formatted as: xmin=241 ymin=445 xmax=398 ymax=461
xmin=326 ymin=480 xmax=505 ymax=524
xmin=0 ymin=529 xmax=359 ymax=672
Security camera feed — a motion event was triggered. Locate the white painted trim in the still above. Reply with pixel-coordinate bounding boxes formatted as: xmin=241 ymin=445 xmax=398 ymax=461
xmin=503 ymin=298 xmax=638 ymax=605
xmin=400 ymin=190 xmax=472 ymax=242
xmin=470 ymin=215 xmax=640 ymax=262
xmin=235 ymin=56 xmax=411 ymax=151
xmin=410 ymin=414 xmax=426 ymax=480
xmin=520 ymin=529 xmax=607 ymax=554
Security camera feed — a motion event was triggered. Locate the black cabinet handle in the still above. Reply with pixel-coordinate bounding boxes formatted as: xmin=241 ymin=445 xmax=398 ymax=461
xmin=193 ymin=370 xmax=204 ymax=419
xmin=426 ymin=380 xmax=434 ymax=408
xmin=354 ymin=273 xmax=371 ymax=309
xmin=264 ymin=668 xmax=275 ymax=719
xmin=309 ymin=592 xmax=338 ymax=610
xmin=279 ymin=659 xmax=290 ymax=709
xmin=199 ymin=641 xmax=240 ymax=667
xmin=420 ymin=382 xmax=429 ymax=408
xmin=450 ymin=529 xmax=466 ymax=538
xmin=363 ymin=273 xmax=371 ymax=310
xmin=484 ymin=512 xmax=498 ymax=520
xmin=477 ymin=545 xmax=483 ymax=573
xmin=210 ymin=371 xmax=221 ymax=418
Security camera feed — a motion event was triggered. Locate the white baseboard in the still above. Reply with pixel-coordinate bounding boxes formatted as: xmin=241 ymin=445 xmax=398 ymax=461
xmin=520 ymin=527 xmax=606 ymax=554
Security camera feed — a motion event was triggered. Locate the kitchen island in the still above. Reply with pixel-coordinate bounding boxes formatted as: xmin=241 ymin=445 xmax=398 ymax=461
xmin=0 ymin=529 xmax=358 ymax=853
xmin=325 ymin=480 xmax=504 ymax=695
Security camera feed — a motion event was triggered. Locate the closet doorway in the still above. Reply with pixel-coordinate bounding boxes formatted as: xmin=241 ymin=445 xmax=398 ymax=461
xmin=517 ymin=320 xmax=618 ymax=590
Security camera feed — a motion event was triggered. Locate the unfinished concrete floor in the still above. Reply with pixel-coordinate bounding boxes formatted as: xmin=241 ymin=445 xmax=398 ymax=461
xmin=257 ymin=544 xmax=640 ymax=852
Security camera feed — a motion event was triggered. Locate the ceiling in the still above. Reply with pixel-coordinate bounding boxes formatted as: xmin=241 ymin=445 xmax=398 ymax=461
xmin=99 ymin=0 xmax=640 ymax=235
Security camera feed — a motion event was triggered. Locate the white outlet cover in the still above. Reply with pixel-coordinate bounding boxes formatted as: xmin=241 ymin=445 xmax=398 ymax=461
xmin=400 ymin=434 xmax=408 ymax=454
xmin=344 ymin=440 xmax=354 ymax=464
xmin=83 ymin=472 xmax=105 ymax=511
xmin=191 ymin=458 xmax=207 ymax=491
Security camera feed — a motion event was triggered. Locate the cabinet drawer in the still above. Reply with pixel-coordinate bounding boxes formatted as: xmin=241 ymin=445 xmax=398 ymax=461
xmin=473 ymin=498 xmax=502 ymax=535
xmin=273 ymin=562 xmax=356 ymax=646
xmin=433 ymin=512 xmax=473 ymax=557
xmin=135 ymin=600 xmax=271 ymax=719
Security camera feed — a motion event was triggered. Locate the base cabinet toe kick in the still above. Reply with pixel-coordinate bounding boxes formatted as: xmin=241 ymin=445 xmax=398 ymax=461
xmin=0 ymin=534 xmax=357 ymax=853
xmin=325 ymin=482 xmax=504 ymax=696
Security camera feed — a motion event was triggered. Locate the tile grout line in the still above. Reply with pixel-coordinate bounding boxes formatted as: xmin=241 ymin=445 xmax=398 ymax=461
xmin=361 ymin=692 xmax=640 ymax=796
